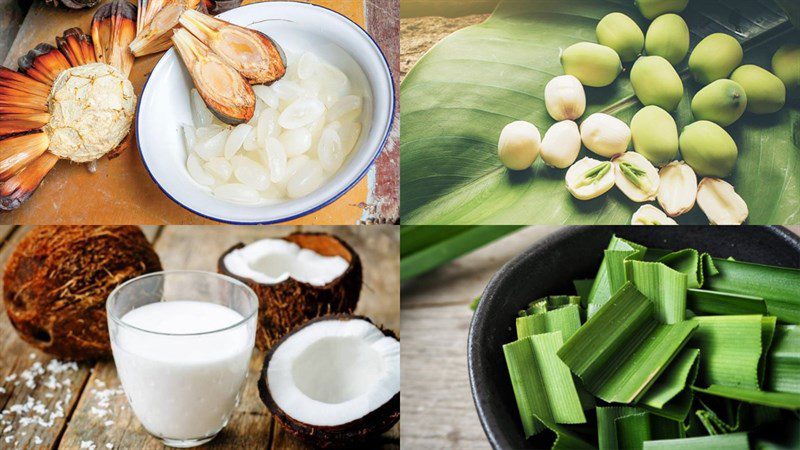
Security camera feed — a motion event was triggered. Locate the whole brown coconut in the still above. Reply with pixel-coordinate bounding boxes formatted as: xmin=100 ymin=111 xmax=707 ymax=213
xmin=218 ymin=232 xmax=362 ymax=350
xmin=3 ymin=226 xmax=162 ymax=360
xmin=258 ymin=314 xmax=400 ymax=449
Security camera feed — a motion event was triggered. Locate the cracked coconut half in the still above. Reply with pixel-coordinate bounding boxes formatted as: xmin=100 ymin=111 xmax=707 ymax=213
xmin=0 ymin=0 xmax=137 ymax=211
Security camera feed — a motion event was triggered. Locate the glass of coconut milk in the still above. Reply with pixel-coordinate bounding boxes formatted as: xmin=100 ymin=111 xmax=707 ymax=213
xmin=106 ymin=271 xmax=258 ymax=448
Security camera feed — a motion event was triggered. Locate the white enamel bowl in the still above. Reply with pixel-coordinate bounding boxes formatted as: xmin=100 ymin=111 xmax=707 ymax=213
xmin=137 ymin=2 xmax=394 ymax=223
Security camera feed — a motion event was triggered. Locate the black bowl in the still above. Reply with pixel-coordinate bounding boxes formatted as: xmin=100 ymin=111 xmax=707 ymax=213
xmin=468 ymin=226 xmax=800 ymax=450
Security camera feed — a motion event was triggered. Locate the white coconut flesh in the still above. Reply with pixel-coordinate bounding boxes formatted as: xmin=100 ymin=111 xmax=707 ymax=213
xmin=224 ymin=238 xmax=349 ymax=286
xmin=267 ymin=318 xmax=400 ymax=426
xmin=45 ymin=62 xmax=136 ymax=163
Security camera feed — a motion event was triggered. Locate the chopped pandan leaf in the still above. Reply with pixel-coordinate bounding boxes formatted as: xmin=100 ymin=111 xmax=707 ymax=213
xmin=558 ymin=283 xmax=697 ymax=404
xmin=657 ymin=249 xmax=705 ymax=288
xmin=704 ymin=259 xmax=800 ymax=324
xmin=519 ymin=295 xmax=582 ymax=317
xmin=693 ymin=385 xmax=800 ymax=410
xmin=586 ymin=236 xmax=647 ymax=314
xmin=643 ymin=432 xmax=749 ymax=449
xmin=639 ymin=348 xmax=700 ymax=421
xmin=469 ymin=295 xmax=480 ymax=311
xmin=687 ymin=289 xmax=767 ymax=316
xmin=690 ymin=315 xmax=763 ymax=389
xmin=573 ymin=279 xmax=594 ymax=303
xmin=536 ymin=415 xmax=596 ymax=450
xmin=625 ymin=260 xmax=688 ymax=324
xmin=517 ymin=304 xmax=581 ymax=341
xmin=759 ymin=317 xmax=778 ymax=385
xmin=503 ymin=331 xmax=586 ymax=438
xmin=765 ymin=325 xmax=800 ymax=394
xmin=597 ymin=407 xmax=682 ymax=450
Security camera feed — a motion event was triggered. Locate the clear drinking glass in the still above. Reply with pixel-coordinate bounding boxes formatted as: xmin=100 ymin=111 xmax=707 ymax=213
xmin=107 ymin=271 xmax=258 ymax=448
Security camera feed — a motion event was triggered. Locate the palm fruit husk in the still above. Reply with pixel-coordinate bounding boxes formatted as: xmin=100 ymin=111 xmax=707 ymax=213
xmin=172 ymin=27 xmax=255 ymax=124
xmin=130 ymin=0 xmax=201 ymax=57
xmin=56 ymin=28 xmax=97 ymax=67
xmin=0 ymin=115 xmax=50 ymax=139
xmin=0 ymin=131 xmax=50 ymax=181
xmin=92 ymin=0 xmax=138 ymax=77
xmin=44 ymin=0 xmax=99 ymax=9
xmin=180 ymin=9 xmax=286 ymax=84
xmin=17 ymin=43 xmax=72 ymax=84
xmin=0 ymin=152 xmax=58 ymax=210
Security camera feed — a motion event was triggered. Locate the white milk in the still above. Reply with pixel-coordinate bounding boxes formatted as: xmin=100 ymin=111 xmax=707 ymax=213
xmin=111 ymin=301 xmax=254 ymax=440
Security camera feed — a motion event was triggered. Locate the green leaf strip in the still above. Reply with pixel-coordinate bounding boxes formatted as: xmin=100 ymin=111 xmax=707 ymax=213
xmin=765 ymin=325 xmax=800 ymax=394
xmin=643 ymin=432 xmax=749 ymax=450
xmin=558 ymin=283 xmax=697 ymax=404
xmin=587 ymin=236 xmax=647 ymax=314
xmin=639 ymin=348 xmax=700 ymax=422
xmin=693 ymin=385 xmax=800 ymax=411
xmin=704 ymin=259 xmax=800 ymax=324
xmin=625 ymin=260 xmax=688 ymax=324
xmin=657 ymin=249 xmax=704 ymax=289
xmin=690 ymin=315 xmax=763 ymax=389
xmin=687 ymin=289 xmax=767 ymax=316
xmin=517 ymin=304 xmax=581 ymax=341
xmin=503 ymin=331 xmax=586 ymax=438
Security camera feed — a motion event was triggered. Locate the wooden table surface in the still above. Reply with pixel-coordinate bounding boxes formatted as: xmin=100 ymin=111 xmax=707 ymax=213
xmin=400 ymin=225 xmax=800 ymax=450
xmin=0 ymin=0 xmax=399 ymax=225
xmin=0 ymin=225 xmax=400 ymax=449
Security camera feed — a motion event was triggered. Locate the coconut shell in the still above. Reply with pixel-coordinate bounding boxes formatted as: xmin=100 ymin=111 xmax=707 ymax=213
xmin=218 ymin=232 xmax=362 ymax=350
xmin=2 ymin=226 xmax=162 ymax=360
xmin=258 ymin=314 xmax=400 ymax=449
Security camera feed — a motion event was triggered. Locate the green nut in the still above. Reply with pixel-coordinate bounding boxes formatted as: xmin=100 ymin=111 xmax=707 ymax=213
xmin=645 ymin=14 xmax=689 ymax=65
xmin=596 ymin=12 xmax=644 ymax=62
xmin=561 ymin=42 xmax=622 ymax=87
xmin=772 ymin=43 xmax=800 ymax=99
xmin=691 ymin=79 xmax=747 ymax=126
xmin=635 ymin=0 xmax=689 ymax=19
xmin=679 ymin=120 xmax=738 ymax=178
xmin=630 ymin=56 xmax=684 ymax=112
xmin=630 ymin=105 xmax=679 ymax=166
xmin=688 ymin=33 xmax=743 ymax=85
xmin=730 ymin=64 xmax=787 ymax=114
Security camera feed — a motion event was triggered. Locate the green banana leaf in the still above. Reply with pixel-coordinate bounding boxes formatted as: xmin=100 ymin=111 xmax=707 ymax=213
xmin=401 ymin=0 xmax=799 ymax=224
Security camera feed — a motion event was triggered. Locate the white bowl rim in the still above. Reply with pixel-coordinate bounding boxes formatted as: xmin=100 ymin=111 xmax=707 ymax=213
xmin=135 ymin=1 xmax=396 ymax=224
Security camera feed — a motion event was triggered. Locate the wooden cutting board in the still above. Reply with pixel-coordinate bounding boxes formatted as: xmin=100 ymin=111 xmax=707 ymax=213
xmin=0 ymin=0 xmax=375 ymax=225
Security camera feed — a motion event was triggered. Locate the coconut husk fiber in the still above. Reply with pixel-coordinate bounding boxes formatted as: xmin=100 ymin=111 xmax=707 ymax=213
xmin=2 ymin=226 xmax=162 ymax=360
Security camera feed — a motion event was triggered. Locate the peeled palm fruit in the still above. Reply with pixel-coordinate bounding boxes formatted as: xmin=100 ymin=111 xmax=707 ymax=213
xmin=691 ymin=79 xmax=747 ymax=126
xmin=635 ymin=0 xmax=689 ymax=20
xmin=772 ymin=43 xmax=800 ymax=98
xmin=545 ymin=75 xmax=586 ymax=121
xmin=689 ymin=34 xmax=743 ymax=85
xmin=498 ymin=121 xmax=541 ymax=170
xmin=630 ymin=105 xmax=678 ymax=166
xmin=630 ymin=56 xmax=684 ymax=112
xmin=596 ymin=13 xmax=644 ymax=62
xmin=730 ymin=65 xmax=786 ymax=114
xmin=540 ymin=120 xmax=581 ymax=169
xmin=679 ymin=121 xmax=738 ymax=177
xmin=645 ymin=14 xmax=690 ymax=65
xmin=580 ymin=113 xmax=631 ymax=158
xmin=561 ymin=42 xmax=622 ymax=87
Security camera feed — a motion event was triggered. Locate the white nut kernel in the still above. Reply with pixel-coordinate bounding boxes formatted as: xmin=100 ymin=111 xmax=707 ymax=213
xmin=565 ymin=157 xmax=615 ymax=200
xmin=613 ymin=151 xmax=660 ymax=202
xmin=631 ymin=205 xmax=678 ymax=225
xmin=544 ymin=75 xmax=587 ymax=121
xmin=657 ymin=161 xmax=697 ymax=217
xmin=697 ymin=178 xmax=749 ymax=225
xmin=498 ymin=121 xmax=541 ymax=170
xmin=541 ymin=120 xmax=581 ymax=169
xmin=580 ymin=113 xmax=631 ymax=158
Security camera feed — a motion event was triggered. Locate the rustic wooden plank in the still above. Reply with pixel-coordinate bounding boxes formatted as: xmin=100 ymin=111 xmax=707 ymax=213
xmin=0 ymin=0 xmax=26 ymax=63
xmin=402 ymin=226 xmax=558 ymax=308
xmin=0 ymin=227 xmax=93 ymax=449
xmin=401 ymin=303 xmax=488 ymax=450
xmin=0 ymin=0 xmax=378 ymax=225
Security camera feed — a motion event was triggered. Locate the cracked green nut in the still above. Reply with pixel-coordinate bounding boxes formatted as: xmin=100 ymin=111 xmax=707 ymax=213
xmin=631 ymin=205 xmax=678 ymax=225
xmin=697 ymin=178 xmax=749 ymax=225
xmin=679 ymin=121 xmax=738 ymax=178
xmin=657 ymin=161 xmax=697 ymax=217
xmin=565 ymin=157 xmax=615 ymax=200
xmin=645 ymin=14 xmax=690 ymax=65
xmin=596 ymin=12 xmax=644 ymax=62
xmin=561 ymin=42 xmax=622 ymax=87
xmin=613 ymin=152 xmax=660 ymax=202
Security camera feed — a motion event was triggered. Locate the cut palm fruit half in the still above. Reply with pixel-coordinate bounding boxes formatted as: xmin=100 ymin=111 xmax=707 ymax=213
xmin=172 ymin=27 xmax=255 ymax=124
xmin=44 ymin=0 xmax=98 ymax=9
xmin=130 ymin=0 xmax=201 ymax=57
xmin=259 ymin=315 xmax=400 ymax=448
xmin=179 ymin=9 xmax=286 ymax=84
xmin=0 ymin=26 xmax=136 ymax=211
xmin=92 ymin=0 xmax=138 ymax=77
